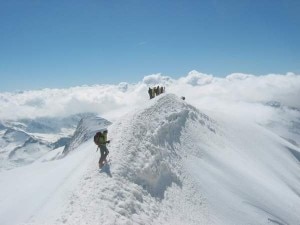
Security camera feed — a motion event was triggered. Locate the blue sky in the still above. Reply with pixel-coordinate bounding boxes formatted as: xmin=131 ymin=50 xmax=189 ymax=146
xmin=0 ymin=0 xmax=299 ymax=91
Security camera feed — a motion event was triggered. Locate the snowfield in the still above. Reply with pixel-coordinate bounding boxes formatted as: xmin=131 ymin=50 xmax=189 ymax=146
xmin=1 ymin=94 xmax=300 ymax=225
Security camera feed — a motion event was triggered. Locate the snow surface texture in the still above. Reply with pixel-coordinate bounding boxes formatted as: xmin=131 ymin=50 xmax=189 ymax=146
xmin=1 ymin=94 xmax=299 ymax=225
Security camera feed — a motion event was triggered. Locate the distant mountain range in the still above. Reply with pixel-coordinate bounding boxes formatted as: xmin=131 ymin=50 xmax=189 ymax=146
xmin=0 ymin=113 xmax=111 ymax=170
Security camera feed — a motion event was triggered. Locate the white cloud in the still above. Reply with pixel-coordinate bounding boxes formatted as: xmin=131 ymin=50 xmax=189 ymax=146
xmin=178 ymin=70 xmax=215 ymax=86
xmin=0 ymin=71 xmax=299 ymax=126
xmin=226 ymin=73 xmax=255 ymax=81
xmin=142 ymin=73 xmax=173 ymax=85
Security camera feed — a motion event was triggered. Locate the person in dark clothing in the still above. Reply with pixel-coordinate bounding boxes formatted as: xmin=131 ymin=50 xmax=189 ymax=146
xmin=156 ymin=86 xmax=160 ymax=96
xmin=97 ymin=130 xmax=110 ymax=168
xmin=148 ymin=87 xmax=153 ymax=99
xmin=160 ymin=86 xmax=164 ymax=94
xmin=153 ymin=87 xmax=157 ymax=97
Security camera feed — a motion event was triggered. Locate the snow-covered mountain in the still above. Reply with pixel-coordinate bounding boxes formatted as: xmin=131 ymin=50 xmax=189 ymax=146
xmin=1 ymin=93 xmax=299 ymax=225
xmin=62 ymin=115 xmax=112 ymax=156
xmin=0 ymin=113 xmax=100 ymax=170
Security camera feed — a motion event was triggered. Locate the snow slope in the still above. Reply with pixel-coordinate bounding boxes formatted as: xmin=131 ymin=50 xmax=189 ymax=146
xmin=0 ymin=115 xmax=110 ymax=225
xmin=1 ymin=94 xmax=300 ymax=225
xmin=0 ymin=141 xmax=95 ymax=225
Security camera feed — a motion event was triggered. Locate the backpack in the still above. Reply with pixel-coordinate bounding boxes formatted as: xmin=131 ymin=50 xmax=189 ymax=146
xmin=94 ymin=132 xmax=103 ymax=146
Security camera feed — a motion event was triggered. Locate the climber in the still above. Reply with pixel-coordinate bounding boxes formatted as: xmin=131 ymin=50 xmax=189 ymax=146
xmin=148 ymin=87 xmax=153 ymax=99
xmin=94 ymin=130 xmax=110 ymax=168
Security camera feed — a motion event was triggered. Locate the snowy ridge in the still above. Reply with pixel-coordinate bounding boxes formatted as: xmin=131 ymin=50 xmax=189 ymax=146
xmin=58 ymin=94 xmax=214 ymax=225
xmin=56 ymin=94 xmax=300 ymax=225
xmin=110 ymin=93 xmax=216 ymax=200
xmin=62 ymin=115 xmax=111 ymax=156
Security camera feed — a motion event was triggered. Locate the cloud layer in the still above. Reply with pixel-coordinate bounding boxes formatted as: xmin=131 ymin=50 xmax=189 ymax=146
xmin=0 ymin=71 xmax=299 ymax=125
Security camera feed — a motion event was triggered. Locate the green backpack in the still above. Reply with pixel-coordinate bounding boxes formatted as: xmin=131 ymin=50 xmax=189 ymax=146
xmin=94 ymin=132 xmax=105 ymax=146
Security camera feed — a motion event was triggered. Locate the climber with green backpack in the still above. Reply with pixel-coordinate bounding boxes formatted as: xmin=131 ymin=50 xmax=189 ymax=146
xmin=94 ymin=130 xmax=110 ymax=169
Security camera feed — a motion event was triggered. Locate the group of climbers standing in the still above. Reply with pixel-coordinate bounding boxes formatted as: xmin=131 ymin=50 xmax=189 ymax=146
xmin=148 ymin=86 xmax=165 ymax=99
